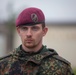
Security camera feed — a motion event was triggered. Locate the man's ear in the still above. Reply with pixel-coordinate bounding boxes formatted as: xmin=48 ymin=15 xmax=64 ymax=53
xmin=16 ymin=27 xmax=20 ymax=35
xmin=43 ymin=26 xmax=48 ymax=36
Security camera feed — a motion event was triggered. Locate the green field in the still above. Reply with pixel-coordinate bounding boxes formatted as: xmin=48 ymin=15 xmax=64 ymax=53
xmin=73 ymin=68 xmax=76 ymax=75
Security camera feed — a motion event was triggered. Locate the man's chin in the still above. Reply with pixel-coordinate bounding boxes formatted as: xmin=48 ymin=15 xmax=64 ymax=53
xmin=24 ymin=44 xmax=35 ymax=48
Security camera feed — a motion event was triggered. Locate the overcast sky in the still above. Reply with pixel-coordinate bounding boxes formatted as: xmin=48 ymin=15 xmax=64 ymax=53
xmin=0 ymin=0 xmax=76 ymax=23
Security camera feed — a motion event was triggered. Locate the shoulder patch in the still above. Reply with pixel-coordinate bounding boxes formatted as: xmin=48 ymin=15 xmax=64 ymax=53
xmin=53 ymin=55 xmax=70 ymax=65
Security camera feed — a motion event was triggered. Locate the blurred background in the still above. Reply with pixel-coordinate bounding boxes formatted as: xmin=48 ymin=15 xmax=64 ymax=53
xmin=0 ymin=0 xmax=76 ymax=72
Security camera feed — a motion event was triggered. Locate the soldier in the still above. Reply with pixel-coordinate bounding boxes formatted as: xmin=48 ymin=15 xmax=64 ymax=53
xmin=0 ymin=7 xmax=74 ymax=75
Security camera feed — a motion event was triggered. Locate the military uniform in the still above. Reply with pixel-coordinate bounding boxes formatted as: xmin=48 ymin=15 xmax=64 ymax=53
xmin=0 ymin=45 xmax=74 ymax=75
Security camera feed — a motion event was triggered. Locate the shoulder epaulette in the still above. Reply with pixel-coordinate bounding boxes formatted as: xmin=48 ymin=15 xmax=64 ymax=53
xmin=0 ymin=54 xmax=12 ymax=60
xmin=53 ymin=55 xmax=70 ymax=65
xmin=48 ymin=48 xmax=58 ymax=55
xmin=48 ymin=48 xmax=70 ymax=65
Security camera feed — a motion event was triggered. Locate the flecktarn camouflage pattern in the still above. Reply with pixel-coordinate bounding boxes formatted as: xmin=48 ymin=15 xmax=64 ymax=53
xmin=0 ymin=45 xmax=74 ymax=75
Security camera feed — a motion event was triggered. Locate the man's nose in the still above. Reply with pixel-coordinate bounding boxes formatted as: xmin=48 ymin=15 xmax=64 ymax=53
xmin=26 ymin=29 xmax=32 ymax=37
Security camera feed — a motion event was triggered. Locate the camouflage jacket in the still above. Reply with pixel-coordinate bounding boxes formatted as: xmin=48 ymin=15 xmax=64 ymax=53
xmin=0 ymin=45 xmax=74 ymax=75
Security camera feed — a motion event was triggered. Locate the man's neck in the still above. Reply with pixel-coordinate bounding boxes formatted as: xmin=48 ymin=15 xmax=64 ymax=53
xmin=22 ymin=44 xmax=43 ymax=53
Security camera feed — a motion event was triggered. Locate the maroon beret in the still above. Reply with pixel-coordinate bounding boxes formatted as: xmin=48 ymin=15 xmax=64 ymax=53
xmin=16 ymin=7 xmax=45 ymax=27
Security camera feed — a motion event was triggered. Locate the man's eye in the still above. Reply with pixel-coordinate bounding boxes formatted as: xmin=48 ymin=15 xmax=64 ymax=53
xmin=32 ymin=27 xmax=39 ymax=31
xmin=21 ymin=27 xmax=28 ymax=30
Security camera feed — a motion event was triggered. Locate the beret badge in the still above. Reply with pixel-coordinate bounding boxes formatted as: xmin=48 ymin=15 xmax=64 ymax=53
xmin=31 ymin=13 xmax=38 ymax=23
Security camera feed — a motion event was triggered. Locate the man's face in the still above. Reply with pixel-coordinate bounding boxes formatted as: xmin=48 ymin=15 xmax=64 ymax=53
xmin=17 ymin=24 xmax=48 ymax=48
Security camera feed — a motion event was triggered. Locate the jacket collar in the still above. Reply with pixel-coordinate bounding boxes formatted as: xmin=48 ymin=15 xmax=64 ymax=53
xmin=12 ymin=45 xmax=58 ymax=65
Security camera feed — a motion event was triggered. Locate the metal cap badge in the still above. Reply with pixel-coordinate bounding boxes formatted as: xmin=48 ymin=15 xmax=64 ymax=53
xmin=31 ymin=13 xmax=38 ymax=23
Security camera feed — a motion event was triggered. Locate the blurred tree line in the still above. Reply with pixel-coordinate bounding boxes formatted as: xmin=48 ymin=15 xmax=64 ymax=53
xmin=2 ymin=1 xmax=16 ymax=51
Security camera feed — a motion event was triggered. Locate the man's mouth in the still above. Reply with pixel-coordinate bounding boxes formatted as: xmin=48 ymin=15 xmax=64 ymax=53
xmin=25 ymin=39 xmax=33 ymax=42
